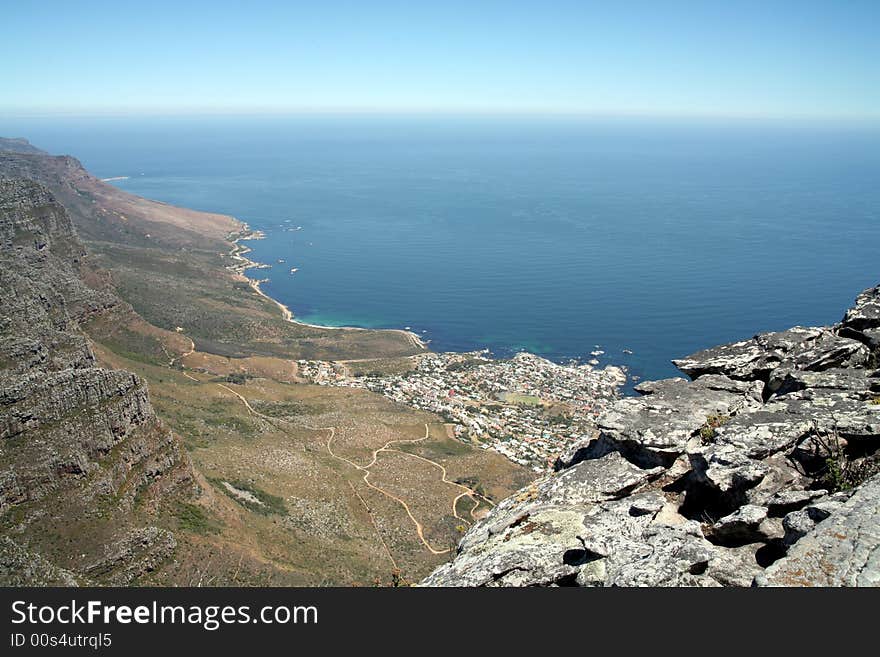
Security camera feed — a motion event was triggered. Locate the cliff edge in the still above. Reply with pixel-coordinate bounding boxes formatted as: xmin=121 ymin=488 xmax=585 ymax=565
xmin=423 ymin=285 xmax=880 ymax=586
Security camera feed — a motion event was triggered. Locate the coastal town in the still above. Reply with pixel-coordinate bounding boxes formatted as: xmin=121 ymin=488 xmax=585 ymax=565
xmin=226 ymin=227 xmax=628 ymax=470
xmin=297 ymin=351 xmax=627 ymax=470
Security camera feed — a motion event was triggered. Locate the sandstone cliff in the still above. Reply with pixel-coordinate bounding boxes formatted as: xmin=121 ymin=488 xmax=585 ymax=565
xmin=0 ymin=179 xmax=193 ymax=585
xmin=0 ymin=139 xmax=239 ymax=251
xmin=423 ymin=287 xmax=880 ymax=586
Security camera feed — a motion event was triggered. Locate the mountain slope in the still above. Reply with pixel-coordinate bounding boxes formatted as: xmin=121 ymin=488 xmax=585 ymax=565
xmin=0 ymin=139 xmax=423 ymax=361
xmin=0 ymin=138 xmax=44 ymax=155
xmin=0 ymin=178 xmax=194 ymax=584
xmin=0 ymin=141 xmax=533 ymax=585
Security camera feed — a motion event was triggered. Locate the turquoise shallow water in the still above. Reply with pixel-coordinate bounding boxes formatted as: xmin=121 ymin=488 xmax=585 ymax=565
xmin=5 ymin=115 xmax=880 ymax=383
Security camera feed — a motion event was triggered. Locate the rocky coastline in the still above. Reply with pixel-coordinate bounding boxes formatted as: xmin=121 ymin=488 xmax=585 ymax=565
xmin=227 ymin=228 xmax=427 ymax=349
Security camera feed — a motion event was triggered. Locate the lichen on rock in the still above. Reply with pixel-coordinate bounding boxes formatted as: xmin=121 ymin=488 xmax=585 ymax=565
xmin=423 ymin=284 xmax=880 ymax=587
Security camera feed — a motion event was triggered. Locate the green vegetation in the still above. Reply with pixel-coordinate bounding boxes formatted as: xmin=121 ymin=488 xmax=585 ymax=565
xmin=203 ymin=414 xmax=258 ymax=437
xmin=453 ymin=493 xmax=484 ymax=522
xmin=94 ymin=331 xmax=167 ymax=367
xmin=822 ymin=452 xmax=880 ymax=493
xmin=499 ymin=392 xmax=543 ymax=407
xmin=348 ymin=357 xmax=415 ymax=378
xmin=173 ymin=502 xmax=221 ymax=535
xmin=698 ymin=413 xmax=731 ymax=443
xmin=444 ymin=358 xmax=484 ymax=373
xmin=870 ymin=396 xmax=880 ymax=405
xmin=828 ymin=455 xmax=879 ymax=492
xmin=87 ymin=318 xmax=172 ymax=366
xmin=810 ymin=429 xmax=880 ymax=493
xmin=455 ymin=477 xmax=488 ymax=500
xmin=90 ymin=239 xmax=423 ymax=362
xmin=250 ymin=399 xmax=329 ymax=417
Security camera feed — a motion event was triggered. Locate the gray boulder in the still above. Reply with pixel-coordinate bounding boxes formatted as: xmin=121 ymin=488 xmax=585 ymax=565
xmin=842 ymin=285 xmax=880 ymax=331
xmin=759 ymin=475 xmax=880 ymax=586
xmin=709 ymin=504 xmax=769 ymax=543
xmin=596 ymin=375 xmax=760 ymax=466
xmin=537 ymin=452 xmax=663 ymax=506
xmin=673 ymin=327 xmax=868 ymax=383
xmin=770 ymin=367 xmax=877 ymax=398
xmin=689 ymin=443 xmax=770 ymax=496
xmin=767 ymin=488 xmax=828 ymax=516
xmin=422 ymin=493 xmax=722 ymax=587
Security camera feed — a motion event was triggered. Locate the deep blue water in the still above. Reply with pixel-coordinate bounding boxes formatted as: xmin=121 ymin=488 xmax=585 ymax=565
xmin=4 ymin=115 xmax=879 ymax=383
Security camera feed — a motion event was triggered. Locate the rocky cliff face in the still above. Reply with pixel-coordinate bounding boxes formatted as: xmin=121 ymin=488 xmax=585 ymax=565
xmin=0 ymin=179 xmax=193 ymax=585
xmin=0 ymin=139 xmax=239 ymax=250
xmin=423 ymin=286 xmax=880 ymax=586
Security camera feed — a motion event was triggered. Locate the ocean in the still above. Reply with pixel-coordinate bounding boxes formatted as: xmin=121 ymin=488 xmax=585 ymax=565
xmin=5 ymin=115 xmax=880 ymax=384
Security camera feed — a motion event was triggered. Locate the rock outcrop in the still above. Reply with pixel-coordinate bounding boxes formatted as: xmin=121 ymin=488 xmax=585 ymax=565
xmin=0 ymin=178 xmax=193 ymax=585
xmin=424 ymin=286 xmax=880 ymax=586
xmin=757 ymin=474 xmax=880 ymax=586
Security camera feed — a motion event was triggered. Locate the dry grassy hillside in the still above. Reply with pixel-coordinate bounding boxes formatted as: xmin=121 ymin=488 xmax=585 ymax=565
xmin=0 ymin=140 xmax=534 ymax=585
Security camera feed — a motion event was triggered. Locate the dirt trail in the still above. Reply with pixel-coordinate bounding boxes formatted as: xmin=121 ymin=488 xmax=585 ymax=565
xmin=216 ymin=383 xmax=260 ymax=415
xmin=165 ymin=336 xmax=196 ymax=368
xmin=185 ymin=371 xmax=278 ymax=426
xmin=385 ymin=447 xmax=493 ymax=521
xmin=176 ymin=365 xmax=484 ymax=558
xmin=324 ymin=424 xmax=451 ymax=555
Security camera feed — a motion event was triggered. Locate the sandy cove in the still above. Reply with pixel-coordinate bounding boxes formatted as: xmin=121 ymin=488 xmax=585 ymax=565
xmin=228 ymin=227 xmax=427 ymax=350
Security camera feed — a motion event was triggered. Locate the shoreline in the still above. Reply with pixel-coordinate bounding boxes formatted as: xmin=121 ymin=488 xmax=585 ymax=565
xmin=100 ymin=169 xmax=625 ymax=379
xmin=227 ymin=226 xmax=428 ymax=351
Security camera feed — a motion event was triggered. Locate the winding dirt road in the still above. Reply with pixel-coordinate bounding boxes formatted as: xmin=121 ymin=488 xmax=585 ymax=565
xmin=324 ymin=424 xmax=452 ymax=555
xmin=177 ymin=365 xmax=487 ymax=559
xmin=165 ymin=336 xmax=196 ymax=368
xmin=384 ymin=446 xmax=493 ymax=521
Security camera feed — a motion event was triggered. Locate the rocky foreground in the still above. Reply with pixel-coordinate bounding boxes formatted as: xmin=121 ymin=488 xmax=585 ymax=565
xmin=423 ymin=287 xmax=880 ymax=586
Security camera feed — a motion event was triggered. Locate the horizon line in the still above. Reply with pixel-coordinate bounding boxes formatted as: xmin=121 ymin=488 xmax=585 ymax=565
xmin=2 ymin=106 xmax=880 ymax=124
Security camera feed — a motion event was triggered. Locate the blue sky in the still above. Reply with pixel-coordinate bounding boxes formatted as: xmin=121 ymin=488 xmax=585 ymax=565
xmin=2 ymin=0 xmax=878 ymax=118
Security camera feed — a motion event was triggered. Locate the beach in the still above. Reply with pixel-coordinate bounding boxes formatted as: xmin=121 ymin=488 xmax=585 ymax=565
xmin=228 ymin=228 xmax=428 ymax=350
